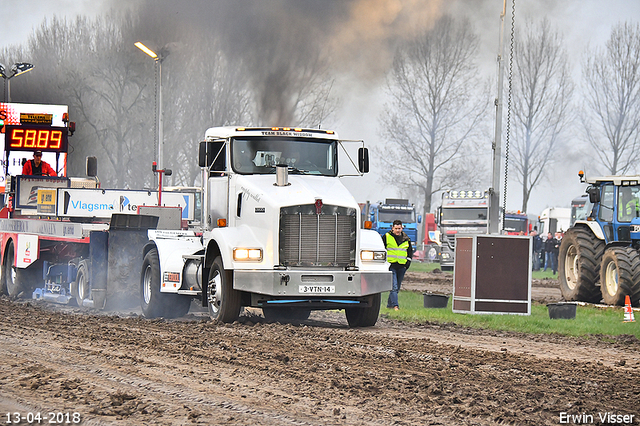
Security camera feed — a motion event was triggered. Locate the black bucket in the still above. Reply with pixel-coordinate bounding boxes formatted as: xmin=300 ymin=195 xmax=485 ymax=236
xmin=547 ymin=302 xmax=577 ymax=319
xmin=423 ymin=293 xmax=449 ymax=309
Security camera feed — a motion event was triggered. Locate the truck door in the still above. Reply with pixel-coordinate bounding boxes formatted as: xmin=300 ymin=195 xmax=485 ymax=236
xmin=597 ymin=184 xmax=615 ymax=242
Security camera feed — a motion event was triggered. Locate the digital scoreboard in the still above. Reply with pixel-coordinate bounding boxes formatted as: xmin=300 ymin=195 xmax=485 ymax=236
xmin=4 ymin=125 xmax=69 ymax=153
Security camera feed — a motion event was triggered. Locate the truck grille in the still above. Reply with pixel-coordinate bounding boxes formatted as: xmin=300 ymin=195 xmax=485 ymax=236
xmin=279 ymin=205 xmax=356 ymax=267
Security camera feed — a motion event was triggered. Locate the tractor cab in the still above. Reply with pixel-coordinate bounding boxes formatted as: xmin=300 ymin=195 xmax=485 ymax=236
xmin=584 ymin=175 xmax=640 ymax=245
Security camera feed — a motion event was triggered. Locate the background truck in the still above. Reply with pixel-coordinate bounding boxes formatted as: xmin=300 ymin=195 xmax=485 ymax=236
xmin=503 ymin=211 xmax=536 ymax=235
xmin=570 ymin=194 xmax=591 ymax=227
xmin=141 ymin=127 xmax=391 ymax=327
xmin=436 ymin=190 xmax=490 ymax=271
xmin=559 ymin=173 xmax=640 ymax=306
xmin=363 ymin=199 xmax=421 ymax=249
xmin=537 ymin=207 xmax=571 ymax=236
xmin=0 ymin=102 xmax=193 ymax=310
xmin=416 ymin=213 xmax=441 ymax=262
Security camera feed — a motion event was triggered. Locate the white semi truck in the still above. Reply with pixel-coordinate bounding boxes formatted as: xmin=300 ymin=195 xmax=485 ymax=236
xmin=436 ymin=190 xmax=490 ymax=271
xmin=141 ymin=127 xmax=391 ymax=327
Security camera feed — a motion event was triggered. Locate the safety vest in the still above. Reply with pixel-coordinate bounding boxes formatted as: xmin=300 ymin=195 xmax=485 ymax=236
xmin=385 ymin=233 xmax=409 ymax=264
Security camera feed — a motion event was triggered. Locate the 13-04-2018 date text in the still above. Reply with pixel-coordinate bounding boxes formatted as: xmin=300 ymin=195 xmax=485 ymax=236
xmin=4 ymin=412 xmax=81 ymax=424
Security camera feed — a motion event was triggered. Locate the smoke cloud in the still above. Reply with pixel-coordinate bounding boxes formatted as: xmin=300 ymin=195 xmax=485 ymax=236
xmin=110 ymin=0 xmax=447 ymax=124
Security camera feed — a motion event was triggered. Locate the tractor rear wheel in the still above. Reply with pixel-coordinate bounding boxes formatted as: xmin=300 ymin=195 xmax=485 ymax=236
xmin=600 ymin=247 xmax=640 ymax=306
xmin=558 ymin=227 xmax=604 ymax=303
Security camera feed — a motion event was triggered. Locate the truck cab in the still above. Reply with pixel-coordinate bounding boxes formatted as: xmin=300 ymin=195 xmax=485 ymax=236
xmin=142 ymin=127 xmax=391 ymax=326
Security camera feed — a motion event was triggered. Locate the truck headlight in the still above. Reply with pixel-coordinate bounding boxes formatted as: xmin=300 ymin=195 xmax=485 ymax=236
xmin=233 ymin=248 xmax=263 ymax=261
xmin=360 ymin=250 xmax=386 ymax=261
xmin=441 ymin=252 xmax=450 ymax=260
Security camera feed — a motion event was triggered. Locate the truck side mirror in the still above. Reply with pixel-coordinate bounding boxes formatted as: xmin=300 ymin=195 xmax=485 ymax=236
xmin=358 ymin=147 xmax=369 ymax=174
xmin=198 ymin=142 xmax=207 ymax=167
xmin=588 ymin=187 xmax=600 ymax=204
xmin=198 ymin=141 xmax=226 ymax=171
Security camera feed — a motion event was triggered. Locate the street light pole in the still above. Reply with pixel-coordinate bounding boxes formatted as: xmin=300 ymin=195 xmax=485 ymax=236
xmin=0 ymin=62 xmax=35 ymax=102
xmin=488 ymin=0 xmax=507 ymax=235
xmin=134 ymin=41 xmax=166 ymax=171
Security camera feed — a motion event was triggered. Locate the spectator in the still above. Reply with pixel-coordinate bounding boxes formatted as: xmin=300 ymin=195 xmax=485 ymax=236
xmin=530 ymin=230 xmax=543 ymax=271
xmin=544 ymin=232 xmax=559 ymax=274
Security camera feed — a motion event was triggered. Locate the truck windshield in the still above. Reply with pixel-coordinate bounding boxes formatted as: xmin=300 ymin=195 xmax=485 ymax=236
xmin=504 ymin=218 xmax=527 ymax=233
xmin=441 ymin=208 xmax=487 ymax=221
xmin=231 ymin=137 xmax=336 ymax=176
xmin=378 ymin=210 xmax=415 ymax=223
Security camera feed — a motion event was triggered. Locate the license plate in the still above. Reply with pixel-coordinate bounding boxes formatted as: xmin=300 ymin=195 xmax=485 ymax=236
xmin=299 ymin=285 xmax=335 ymax=294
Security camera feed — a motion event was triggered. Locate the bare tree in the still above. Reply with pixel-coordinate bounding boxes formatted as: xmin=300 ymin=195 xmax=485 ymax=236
xmin=510 ymin=18 xmax=574 ymax=212
xmin=21 ymin=13 xmax=154 ymax=188
xmin=161 ymin=36 xmax=254 ymax=186
xmin=582 ymin=21 xmax=640 ymax=175
xmin=378 ymin=15 xmax=490 ymax=215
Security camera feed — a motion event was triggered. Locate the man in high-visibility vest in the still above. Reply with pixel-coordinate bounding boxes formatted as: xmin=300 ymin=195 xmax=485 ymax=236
xmin=383 ymin=219 xmax=414 ymax=311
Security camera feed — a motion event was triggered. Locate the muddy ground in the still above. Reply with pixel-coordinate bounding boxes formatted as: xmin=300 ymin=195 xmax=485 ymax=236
xmin=1 ymin=272 xmax=639 ymax=425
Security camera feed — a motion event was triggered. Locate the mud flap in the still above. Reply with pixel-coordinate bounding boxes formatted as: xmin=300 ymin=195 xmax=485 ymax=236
xmin=89 ymin=231 xmax=108 ymax=309
xmin=104 ymin=214 xmax=159 ymax=309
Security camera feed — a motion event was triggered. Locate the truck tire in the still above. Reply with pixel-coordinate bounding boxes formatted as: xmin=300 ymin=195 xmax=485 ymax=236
xmin=3 ymin=241 xmax=27 ymax=298
xmin=262 ymin=307 xmax=311 ymax=322
xmin=140 ymin=248 xmax=167 ymax=318
xmin=71 ymin=259 xmax=90 ymax=306
xmin=558 ymin=227 xmax=603 ymax=303
xmin=345 ymin=293 xmax=381 ymax=327
xmin=600 ymin=247 xmax=640 ymax=306
xmin=207 ymin=256 xmax=241 ymax=323
xmin=140 ymin=248 xmax=191 ymax=319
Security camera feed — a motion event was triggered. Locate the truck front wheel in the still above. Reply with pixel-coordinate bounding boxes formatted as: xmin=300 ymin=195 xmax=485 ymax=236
xmin=345 ymin=293 xmax=381 ymax=327
xmin=141 ymin=248 xmax=191 ymax=319
xmin=558 ymin=227 xmax=603 ymax=303
xmin=207 ymin=256 xmax=241 ymax=323
xmin=600 ymin=247 xmax=640 ymax=306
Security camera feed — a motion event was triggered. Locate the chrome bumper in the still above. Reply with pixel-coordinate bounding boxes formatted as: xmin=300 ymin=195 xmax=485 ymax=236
xmin=234 ymin=269 xmax=392 ymax=296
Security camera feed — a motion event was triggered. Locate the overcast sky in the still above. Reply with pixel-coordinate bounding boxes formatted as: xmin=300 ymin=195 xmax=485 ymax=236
xmin=2 ymin=0 xmax=640 ymax=216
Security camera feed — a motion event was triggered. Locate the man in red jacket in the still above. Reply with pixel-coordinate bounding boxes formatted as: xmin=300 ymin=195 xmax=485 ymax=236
xmin=22 ymin=150 xmax=57 ymax=176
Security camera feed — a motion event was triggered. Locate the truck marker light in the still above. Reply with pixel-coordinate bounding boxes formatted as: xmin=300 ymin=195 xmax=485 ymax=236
xmin=217 ymin=218 xmax=227 ymax=227
xmin=364 ymin=220 xmax=372 ymax=229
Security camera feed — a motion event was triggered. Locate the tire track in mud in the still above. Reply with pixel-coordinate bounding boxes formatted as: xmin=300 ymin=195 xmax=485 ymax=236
xmin=1 ymin=298 xmax=639 ymax=425
xmin=0 ymin=323 xmax=338 ymax=425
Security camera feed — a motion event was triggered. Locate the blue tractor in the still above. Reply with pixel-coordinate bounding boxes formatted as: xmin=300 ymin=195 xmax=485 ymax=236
xmin=559 ymin=173 xmax=640 ymax=306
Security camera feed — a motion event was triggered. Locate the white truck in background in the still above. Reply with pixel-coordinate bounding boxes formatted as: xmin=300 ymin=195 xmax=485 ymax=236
xmin=436 ymin=190 xmax=490 ymax=271
xmin=538 ymin=207 xmax=571 ymax=236
xmin=141 ymin=127 xmax=391 ymax=327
